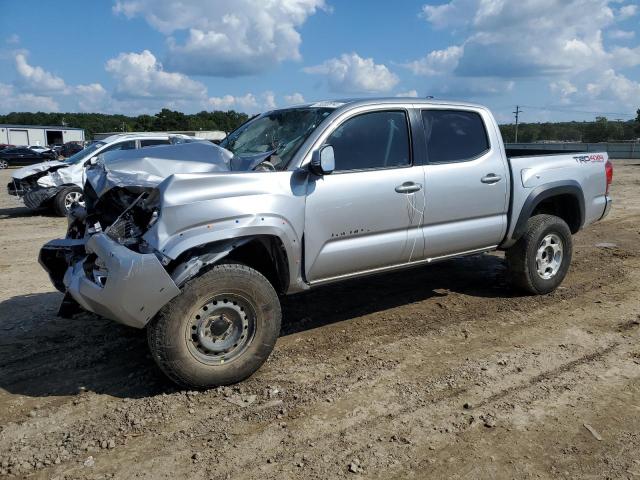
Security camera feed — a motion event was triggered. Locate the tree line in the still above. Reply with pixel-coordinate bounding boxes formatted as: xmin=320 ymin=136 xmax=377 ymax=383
xmin=0 ymin=109 xmax=249 ymax=140
xmin=500 ymin=109 xmax=640 ymax=143
xmin=1 ymin=107 xmax=639 ymax=143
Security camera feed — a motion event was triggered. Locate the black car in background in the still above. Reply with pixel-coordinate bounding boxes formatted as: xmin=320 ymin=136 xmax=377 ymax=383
xmin=0 ymin=147 xmax=57 ymax=168
xmin=60 ymin=141 xmax=84 ymax=158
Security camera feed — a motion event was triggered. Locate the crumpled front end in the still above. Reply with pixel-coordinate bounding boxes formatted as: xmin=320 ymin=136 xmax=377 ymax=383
xmin=9 ymin=162 xmax=81 ymax=209
xmin=38 ymin=169 xmax=182 ymax=328
xmin=40 ymin=233 xmax=180 ymax=328
xmin=38 ymin=140 xmax=284 ymax=327
xmin=40 ymin=182 xmax=182 ymax=327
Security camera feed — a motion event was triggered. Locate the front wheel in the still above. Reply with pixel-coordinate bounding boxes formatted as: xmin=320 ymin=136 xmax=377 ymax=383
xmin=53 ymin=186 xmax=84 ymax=216
xmin=0 ymin=159 xmax=8 ymax=169
xmin=505 ymin=214 xmax=573 ymax=295
xmin=147 ymin=263 xmax=281 ymax=389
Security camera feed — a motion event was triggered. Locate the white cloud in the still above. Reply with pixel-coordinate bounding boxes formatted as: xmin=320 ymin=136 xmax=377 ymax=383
xmin=409 ymin=0 xmax=640 ymax=114
xmin=549 ymin=80 xmax=578 ymax=104
xmin=105 ymin=50 xmax=207 ymax=100
xmin=14 ymin=53 xmax=67 ymax=93
xmin=403 ymin=46 xmax=463 ymax=76
xmin=618 ymin=4 xmax=637 ymax=19
xmin=413 ymin=0 xmax=629 ymax=80
xmin=5 ymin=34 xmax=19 ymax=45
xmin=262 ymin=91 xmax=277 ymax=110
xmin=113 ymin=0 xmax=326 ymax=76
xmin=586 ymin=69 xmax=640 ymax=103
xmin=609 ymin=29 xmax=635 ymax=40
xmin=75 ymin=83 xmax=110 ymax=112
xmin=0 ymin=83 xmax=59 ymax=113
xmin=284 ymin=92 xmax=306 ymax=104
xmin=303 ymin=52 xmax=399 ymax=93
xmin=395 ymin=89 xmax=419 ymax=97
xmin=208 ymin=93 xmax=258 ymax=112
xmin=207 ymin=91 xmax=283 ymax=113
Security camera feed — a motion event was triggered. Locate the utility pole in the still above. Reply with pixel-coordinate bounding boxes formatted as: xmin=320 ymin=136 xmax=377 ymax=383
xmin=513 ymin=105 xmax=522 ymax=143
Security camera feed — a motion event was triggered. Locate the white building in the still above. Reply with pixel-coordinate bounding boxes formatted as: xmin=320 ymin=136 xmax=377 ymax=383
xmin=0 ymin=124 xmax=85 ymax=146
xmin=93 ymin=130 xmax=226 ymax=142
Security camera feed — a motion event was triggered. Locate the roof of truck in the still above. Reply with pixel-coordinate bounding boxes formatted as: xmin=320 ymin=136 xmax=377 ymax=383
xmin=280 ymin=97 xmax=487 ymax=111
xmin=99 ymin=133 xmax=192 ymax=144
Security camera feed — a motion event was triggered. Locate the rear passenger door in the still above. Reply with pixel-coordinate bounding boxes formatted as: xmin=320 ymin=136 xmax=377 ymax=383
xmin=421 ymin=108 xmax=508 ymax=258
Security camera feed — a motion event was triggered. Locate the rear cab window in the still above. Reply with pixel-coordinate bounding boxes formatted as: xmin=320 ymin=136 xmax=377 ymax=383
xmin=328 ymin=110 xmax=412 ymax=172
xmin=421 ymin=110 xmax=490 ymax=163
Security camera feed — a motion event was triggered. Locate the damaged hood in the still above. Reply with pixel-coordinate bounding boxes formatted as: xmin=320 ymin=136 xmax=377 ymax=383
xmin=86 ymin=141 xmax=236 ymax=197
xmin=11 ymin=160 xmax=67 ymax=180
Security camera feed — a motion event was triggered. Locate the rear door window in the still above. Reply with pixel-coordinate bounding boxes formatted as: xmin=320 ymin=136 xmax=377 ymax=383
xmin=327 ymin=110 xmax=411 ymax=171
xmin=422 ymin=110 xmax=489 ymax=163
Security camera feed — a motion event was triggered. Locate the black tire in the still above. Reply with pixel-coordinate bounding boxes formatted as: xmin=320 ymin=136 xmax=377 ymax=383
xmin=147 ymin=263 xmax=281 ymax=389
xmin=53 ymin=186 xmax=84 ymax=216
xmin=505 ymin=214 xmax=573 ymax=295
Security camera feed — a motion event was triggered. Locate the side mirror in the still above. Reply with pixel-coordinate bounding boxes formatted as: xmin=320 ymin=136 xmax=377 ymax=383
xmin=310 ymin=145 xmax=335 ymax=176
xmin=84 ymin=156 xmax=98 ymax=166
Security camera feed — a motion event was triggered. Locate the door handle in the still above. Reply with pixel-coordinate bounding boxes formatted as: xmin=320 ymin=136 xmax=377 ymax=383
xmin=395 ymin=182 xmax=422 ymax=193
xmin=481 ymin=173 xmax=502 ymax=184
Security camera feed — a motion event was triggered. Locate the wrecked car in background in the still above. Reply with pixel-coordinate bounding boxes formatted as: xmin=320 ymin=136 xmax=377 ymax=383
xmin=39 ymin=99 xmax=612 ymax=389
xmin=7 ymin=133 xmax=190 ymax=216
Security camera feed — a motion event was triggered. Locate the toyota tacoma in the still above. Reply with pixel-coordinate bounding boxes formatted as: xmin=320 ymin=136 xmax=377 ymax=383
xmin=39 ymin=98 xmax=613 ymax=388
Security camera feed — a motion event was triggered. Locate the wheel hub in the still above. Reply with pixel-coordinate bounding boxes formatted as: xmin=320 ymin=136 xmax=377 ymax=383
xmin=187 ymin=295 xmax=256 ymax=364
xmin=535 ymin=233 xmax=563 ymax=280
xmin=64 ymin=191 xmax=85 ymax=210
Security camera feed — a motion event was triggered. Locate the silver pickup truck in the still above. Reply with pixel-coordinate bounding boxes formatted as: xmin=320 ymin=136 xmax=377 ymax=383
xmin=39 ymin=98 xmax=613 ymax=388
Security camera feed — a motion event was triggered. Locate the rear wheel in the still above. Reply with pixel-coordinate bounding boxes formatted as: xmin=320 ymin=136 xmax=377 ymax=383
xmin=147 ymin=263 xmax=281 ymax=389
xmin=0 ymin=159 xmax=8 ymax=169
xmin=53 ymin=186 xmax=84 ymax=216
xmin=505 ymin=214 xmax=573 ymax=295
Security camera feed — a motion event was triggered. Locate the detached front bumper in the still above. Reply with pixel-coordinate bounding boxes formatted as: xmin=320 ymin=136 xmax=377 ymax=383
xmin=40 ymin=233 xmax=181 ymax=328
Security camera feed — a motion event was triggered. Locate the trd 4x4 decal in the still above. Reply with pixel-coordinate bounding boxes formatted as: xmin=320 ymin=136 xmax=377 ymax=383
xmin=573 ymin=154 xmax=605 ymax=164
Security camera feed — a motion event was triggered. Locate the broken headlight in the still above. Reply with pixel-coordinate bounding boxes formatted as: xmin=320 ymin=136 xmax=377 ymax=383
xmin=102 ymin=189 xmax=161 ymax=250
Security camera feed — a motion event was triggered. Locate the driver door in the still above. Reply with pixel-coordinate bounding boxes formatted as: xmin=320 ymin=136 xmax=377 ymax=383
xmin=304 ymin=109 xmax=425 ymax=283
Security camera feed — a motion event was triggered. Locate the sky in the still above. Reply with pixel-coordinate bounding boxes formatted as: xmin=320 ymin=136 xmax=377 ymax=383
xmin=0 ymin=0 xmax=639 ymax=123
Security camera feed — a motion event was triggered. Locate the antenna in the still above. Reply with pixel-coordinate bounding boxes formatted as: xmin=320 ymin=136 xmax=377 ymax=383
xmin=513 ymin=105 xmax=522 ymax=143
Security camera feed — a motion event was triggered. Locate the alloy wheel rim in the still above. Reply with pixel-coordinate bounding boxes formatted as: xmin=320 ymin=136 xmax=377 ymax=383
xmin=535 ymin=233 xmax=563 ymax=279
xmin=186 ymin=294 xmax=257 ymax=365
xmin=64 ymin=191 xmax=85 ymax=210
xmin=0 ymin=160 xmax=8 ymax=169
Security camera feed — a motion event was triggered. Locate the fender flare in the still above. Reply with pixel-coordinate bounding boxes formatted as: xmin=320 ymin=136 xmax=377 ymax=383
xmin=511 ymin=180 xmax=585 ymax=242
xmin=157 ymin=223 xmax=300 ymax=291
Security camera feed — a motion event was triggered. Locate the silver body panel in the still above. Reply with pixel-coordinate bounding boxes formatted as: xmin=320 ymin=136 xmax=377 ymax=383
xmin=504 ymin=152 xmax=610 ymax=247
xmin=420 ymin=105 xmax=509 ymax=258
xmin=40 ymin=98 xmax=611 ymax=328
xmin=63 ymin=233 xmax=181 ymax=328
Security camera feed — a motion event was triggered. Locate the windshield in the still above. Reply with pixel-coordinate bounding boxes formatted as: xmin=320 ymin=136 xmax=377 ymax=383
xmin=63 ymin=141 xmax=106 ymax=164
xmin=220 ymin=107 xmax=334 ymax=169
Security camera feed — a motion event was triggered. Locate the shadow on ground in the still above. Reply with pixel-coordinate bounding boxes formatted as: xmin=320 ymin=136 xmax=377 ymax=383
xmin=0 ymin=254 xmax=510 ymax=399
xmin=0 ymin=205 xmax=54 ymax=219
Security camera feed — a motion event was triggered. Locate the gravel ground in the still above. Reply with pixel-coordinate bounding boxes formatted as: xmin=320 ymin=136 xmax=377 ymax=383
xmin=0 ymin=161 xmax=639 ymax=479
